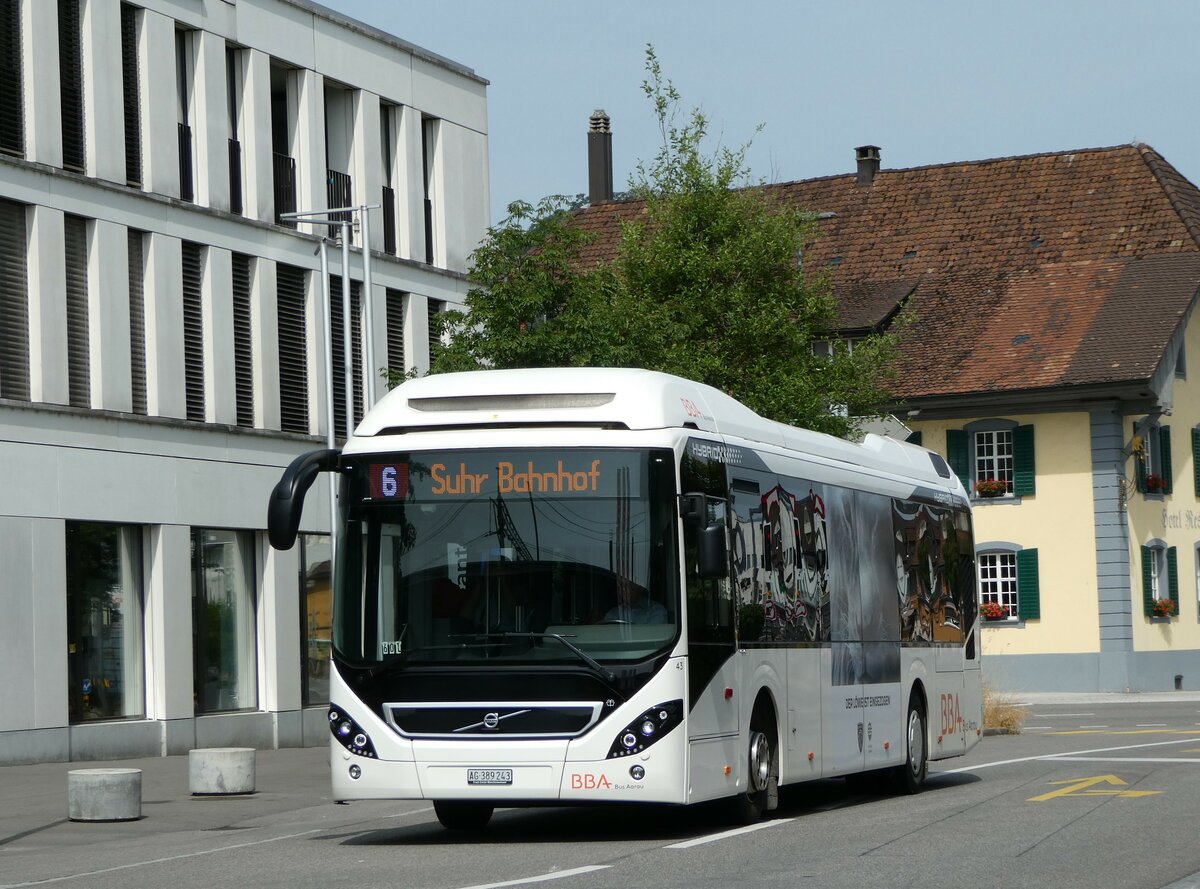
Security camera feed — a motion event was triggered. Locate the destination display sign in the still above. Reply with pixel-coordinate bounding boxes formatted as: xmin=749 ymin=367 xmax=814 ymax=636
xmin=363 ymin=450 xmax=644 ymax=501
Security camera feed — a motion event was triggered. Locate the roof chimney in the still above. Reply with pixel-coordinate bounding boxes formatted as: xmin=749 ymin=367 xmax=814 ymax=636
xmin=855 ymin=145 xmax=881 ymax=186
xmin=588 ymin=109 xmax=613 ymax=204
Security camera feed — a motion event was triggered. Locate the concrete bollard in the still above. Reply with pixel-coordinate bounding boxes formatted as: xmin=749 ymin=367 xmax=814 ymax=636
xmin=68 ymin=768 xmax=143 ymax=822
xmin=188 ymin=747 xmax=257 ymax=795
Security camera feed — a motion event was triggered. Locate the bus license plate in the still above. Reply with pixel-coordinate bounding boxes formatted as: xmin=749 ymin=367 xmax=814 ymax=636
xmin=468 ymin=768 xmax=513 ymax=786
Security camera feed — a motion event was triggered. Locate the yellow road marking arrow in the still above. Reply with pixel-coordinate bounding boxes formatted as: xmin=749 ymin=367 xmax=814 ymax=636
xmin=1028 ymin=774 xmax=1163 ymax=802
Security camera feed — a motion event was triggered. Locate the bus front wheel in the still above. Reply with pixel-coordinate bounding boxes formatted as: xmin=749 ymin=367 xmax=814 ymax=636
xmin=729 ymin=728 xmax=772 ymax=823
xmin=433 ymin=800 xmax=494 ymax=831
xmin=897 ymin=698 xmax=927 ymax=794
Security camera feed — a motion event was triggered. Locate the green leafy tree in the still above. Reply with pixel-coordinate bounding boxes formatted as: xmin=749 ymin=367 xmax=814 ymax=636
xmin=429 ymin=47 xmax=900 ymax=437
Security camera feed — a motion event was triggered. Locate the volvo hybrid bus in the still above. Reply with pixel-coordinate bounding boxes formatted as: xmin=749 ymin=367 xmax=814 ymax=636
xmin=267 ymin=368 xmax=981 ymax=830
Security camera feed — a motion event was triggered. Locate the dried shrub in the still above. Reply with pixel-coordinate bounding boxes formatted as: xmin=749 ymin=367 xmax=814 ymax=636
xmin=983 ymin=682 xmax=1027 ymax=734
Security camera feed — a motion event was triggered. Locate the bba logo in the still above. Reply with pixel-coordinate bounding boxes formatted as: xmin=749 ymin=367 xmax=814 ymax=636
xmin=570 ymin=772 xmax=612 ymax=790
xmin=940 ymin=692 xmax=962 ymax=736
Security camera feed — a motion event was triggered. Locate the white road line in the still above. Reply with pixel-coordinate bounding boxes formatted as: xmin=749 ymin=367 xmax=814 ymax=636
xmin=1137 ymin=724 xmax=1168 ymax=728
xmin=0 ymin=806 xmax=435 ymax=888
xmin=665 ymin=817 xmax=795 ymax=849
xmin=1022 ymin=726 xmax=1055 ymax=731
xmin=458 ymin=866 xmax=612 ymax=889
xmin=1079 ymin=725 xmax=1110 ymax=729
xmin=942 ymin=736 xmax=1200 ymax=773
xmin=1042 ymin=756 xmax=1200 ymax=764
xmin=1035 ymin=713 xmax=1095 ymax=718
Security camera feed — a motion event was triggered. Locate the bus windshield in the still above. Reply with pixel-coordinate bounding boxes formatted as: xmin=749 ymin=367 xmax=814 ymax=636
xmin=333 ymin=448 xmax=680 ymax=667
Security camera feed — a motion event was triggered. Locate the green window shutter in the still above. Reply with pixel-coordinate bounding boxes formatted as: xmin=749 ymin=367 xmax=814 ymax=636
xmin=1192 ymin=428 xmax=1200 ymax=497
xmin=946 ymin=429 xmax=969 ymax=490
xmin=1135 ymin=422 xmax=1147 ymax=493
xmin=1016 ymin=548 xmax=1040 ymax=620
xmin=1013 ymin=424 xmax=1036 ymax=496
xmin=1168 ymin=547 xmax=1179 ymax=612
xmin=906 ymin=430 xmax=923 ymax=447
xmin=1160 ymin=425 xmax=1173 ymax=494
xmin=1141 ymin=544 xmax=1154 ymax=615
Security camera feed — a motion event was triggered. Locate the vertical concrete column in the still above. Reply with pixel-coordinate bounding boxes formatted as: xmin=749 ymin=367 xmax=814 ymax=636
xmin=396 ymin=105 xmax=423 ymax=263
xmin=202 ymin=246 xmax=235 ymax=424
xmin=260 ymin=539 xmax=301 ymax=714
xmin=139 ymin=9 xmax=179 ymax=198
xmin=406 ymin=293 xmax=430 ymax=376
xmin=144 ymin=233 xmax=184 ymax=419
xmin=144 ymin=525 xmax=194 ymax=731
xmin=82 ymin=0 xmax=124 ymax=184
xmin=31 ymin=518 xmax=69 ymax=731
xmin=193 ymin=29 xmax=230 ymax=211
xmin=21 ymin=0 xmax=62 ymax=167
xmin=354 ymin=90 xmax=383 ymax=252
xmin=241 ymin=49 xmax=274 ymax=224
xmin=27 ymin=206 xmax=68 ymax=405
xmin=305 ymin=266 xmax=326 ymax=437
xmin=293 ymin=68 xmax=325 ymax=237
xmin=88 ymin=220 xmax=132 ymax=412
xmin=252 ymin=259 xmax=281 ymax=430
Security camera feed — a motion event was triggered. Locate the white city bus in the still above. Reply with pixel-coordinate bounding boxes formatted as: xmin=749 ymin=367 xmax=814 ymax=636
xmin=267 ymin=368 xmax=982 ymax=830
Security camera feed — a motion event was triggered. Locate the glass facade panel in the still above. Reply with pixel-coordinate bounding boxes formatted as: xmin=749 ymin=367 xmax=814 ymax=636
xmin=192 ymin=529 xmax=257 ymax=713
xmin=66 ymin=522 xmax=144 ymax=721
xmin=300 ymin=533 xmax=332 ymax=706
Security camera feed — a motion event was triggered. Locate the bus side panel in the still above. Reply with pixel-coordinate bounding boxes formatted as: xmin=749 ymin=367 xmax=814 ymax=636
xmin=784 ymin=647 xmax=823 ymax=784
xmin=928 ymin=669 xmax=966 ymax=759
xmin=686 ymin=654 xmax=742 ymax=804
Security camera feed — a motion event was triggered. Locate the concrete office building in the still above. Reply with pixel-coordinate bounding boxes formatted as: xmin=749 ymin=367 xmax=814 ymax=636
xmin=0 ymin=0 xmax=489 ymax=764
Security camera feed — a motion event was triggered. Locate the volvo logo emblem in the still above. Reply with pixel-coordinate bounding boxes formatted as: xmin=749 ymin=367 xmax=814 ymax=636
xmin=483 ymin=712 xmax=500 ymax=730
xmin=453 ymin=708 xmax=531 ymax=734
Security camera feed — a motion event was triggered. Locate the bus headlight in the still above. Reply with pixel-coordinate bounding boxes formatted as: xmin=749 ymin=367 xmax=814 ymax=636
xmin=608 ymin=700 xmax=682 ymax=759
xmin=328 ymin=705 xmax=378 ymax=759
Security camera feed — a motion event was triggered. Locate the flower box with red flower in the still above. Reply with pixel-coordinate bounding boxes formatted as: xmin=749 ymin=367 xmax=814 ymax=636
xmin=980 ymin=601 xmax=1008 ymax=621
xmin=974 ymin=478 xmax=1009 ymax=499
xmin=1151 ymin=598 xmax=1176 ymax=618
xmin=1145 ymin=473 xmax=1167 ymax=493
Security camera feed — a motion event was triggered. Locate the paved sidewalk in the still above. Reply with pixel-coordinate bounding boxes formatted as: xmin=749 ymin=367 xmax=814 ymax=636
xmin=0 ymin=745 xmax=335 ymax=853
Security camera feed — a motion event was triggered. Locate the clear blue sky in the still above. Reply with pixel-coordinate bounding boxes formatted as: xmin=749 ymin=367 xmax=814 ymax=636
xmin=326 ymin=0 xmax=1199 ymax=225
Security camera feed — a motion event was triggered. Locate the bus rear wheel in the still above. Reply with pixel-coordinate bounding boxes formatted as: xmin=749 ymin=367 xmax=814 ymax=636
xmin=896 ymin=698 xmax=927 ymax=794
xmin=433 ymin=800 xmax=494 ymax=831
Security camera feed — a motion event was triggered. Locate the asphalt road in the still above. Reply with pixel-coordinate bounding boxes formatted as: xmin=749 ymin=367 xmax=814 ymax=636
xmin=4 ymin=695 xmax=1200 ymax=889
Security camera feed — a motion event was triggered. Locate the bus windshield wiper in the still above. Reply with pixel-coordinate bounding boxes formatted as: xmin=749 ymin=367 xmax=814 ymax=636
xmin=500 ymin=632 xmax=616 ymax=683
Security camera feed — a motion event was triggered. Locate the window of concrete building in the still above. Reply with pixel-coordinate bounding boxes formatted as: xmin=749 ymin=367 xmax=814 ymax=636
xmin=64 ymin=214 xmax=89 ymax=408
xmin=269 ymin=61 xmax=297 ymax=225
xmin=276 ymin=262 xmax=308 ymax=433
xmin=0 ymin=197 xmax=28 ymax=401
xmin=300 ymin=533 xmax=331 ymax=706
xmin=324 ymin=81 xmax=354 ymax=242
xmin=181 ymin=241 xmax=204 ymax=421
xmin=59 ymin=0 xmax=85 ymax=173
xmin=232 ymin=253 xmax=253 ymax=427
xmin=421 ymin=116 xmax=438 ymax=265
xmin=380 ymin=103 xmax=398 ymax=255
xmin=191 ymin=528 xmax=257 ymax=713
xmin=329 ymin=276 xmax=363 ymax=437
xmin=226 ymin=45 xmax=244 ymax=215
xmin=385 ymin=288 xmax=405 ymax=383
xmin=128 ymin=229 xmax=147 ymax=414
xmin=175 ymin=28 xmax=195 ymax=202
xmin=66 ymin=522 xmax=145 ymax=722
xmin=120 ymin=3 xmax=141 ymax=186
xmin=0 ymin=0 xmax=24 ymax=158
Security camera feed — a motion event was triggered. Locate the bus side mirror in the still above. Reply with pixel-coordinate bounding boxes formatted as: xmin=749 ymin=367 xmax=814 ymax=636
xmin=697 ymin=523 xmax=727 ymax=578
xmin=267 ymin=448 xmax=340 ymax=550
xmin=680 ymin=493 xmax=706 ymax=525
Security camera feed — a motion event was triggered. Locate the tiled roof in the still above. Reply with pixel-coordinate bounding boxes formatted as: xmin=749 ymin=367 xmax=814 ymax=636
xmin=570 ymin=144 xmax=1200 ymax=404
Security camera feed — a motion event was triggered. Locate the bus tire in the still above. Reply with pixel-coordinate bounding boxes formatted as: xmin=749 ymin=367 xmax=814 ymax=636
xmin=433 ymin=800 xmax=494 ymax=831
xmin=897 ymin=697 xmax=927 ymax=794
xmin=729 ymin=725 xmax=773 ymax=824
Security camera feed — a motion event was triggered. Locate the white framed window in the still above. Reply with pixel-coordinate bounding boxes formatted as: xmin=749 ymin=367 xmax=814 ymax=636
xmin=978 ymin=552 xmax=1018 ymax=619
xmin=974 ymin=429 xmax=1013 ymax=493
